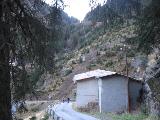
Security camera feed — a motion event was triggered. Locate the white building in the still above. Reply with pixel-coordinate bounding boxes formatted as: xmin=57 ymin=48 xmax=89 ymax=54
xmin=73 ymin=69 xmax=142 ymax=113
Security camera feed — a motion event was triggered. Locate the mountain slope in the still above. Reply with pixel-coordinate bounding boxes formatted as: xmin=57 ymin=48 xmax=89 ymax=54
xmin=40 ymin=22 xmax=146 ymax=99
xmin=30 ymin=1 xmax=148 ymax=100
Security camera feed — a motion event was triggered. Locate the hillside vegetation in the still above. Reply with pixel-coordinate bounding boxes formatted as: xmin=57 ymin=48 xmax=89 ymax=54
xmin=34 ymin=0 xmax=160 ymax=117
xmin=38 ymin=22 xmax=143 ymax=99
xmin=1 ymin=0 xmax=159 ymax=119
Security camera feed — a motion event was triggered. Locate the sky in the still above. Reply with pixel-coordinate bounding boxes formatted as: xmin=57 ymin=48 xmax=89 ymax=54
xmin=45 ymin=0 xmax=105 ymax=21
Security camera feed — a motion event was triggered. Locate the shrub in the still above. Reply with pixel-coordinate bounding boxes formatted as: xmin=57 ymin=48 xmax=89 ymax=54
xmin=141 ymin=104 xmax=150 ymax=115
xmin=41 ymin=113 xmax=49 ymax=120
xmin=86 ymin=63 xmax=96 ymax=70
xmin=31 ymin=107 xmax=39 ymax=112
xmin=105 ymin=61 xmax=114 ymax=67
xmin=81 ymin=48 xmax=90 ymax=54
xmin=127 ymin=50 xmax=135 ymax=57
xmin=105 ymin=51 xmax=116 ymax=57
xmin=71 ymin=60 xmax=76 ymax=64
xmin=96 ymin=59 xmax=103 ymax=65
xmin=64 ymin=69 xmax=72 ymax=76
xmin=29 ymin=116 xmax=37 ymax=120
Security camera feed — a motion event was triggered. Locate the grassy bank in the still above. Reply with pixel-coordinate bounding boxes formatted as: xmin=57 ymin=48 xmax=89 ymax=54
xmin=88 ymin=112 xmax=160 ymax=120
xmin=108 ymin=113 xmax=147 ymax=120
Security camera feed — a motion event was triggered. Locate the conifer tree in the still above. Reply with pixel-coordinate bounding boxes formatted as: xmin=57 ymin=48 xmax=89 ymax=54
xmin=0 ymin=0 xmax=63 ymax=119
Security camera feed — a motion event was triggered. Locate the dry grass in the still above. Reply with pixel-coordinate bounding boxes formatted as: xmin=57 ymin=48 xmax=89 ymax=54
xmin=76 ymin=102 xmax=99 ymax=113
xmin=15 ymin=101 xmax=54 ymax=120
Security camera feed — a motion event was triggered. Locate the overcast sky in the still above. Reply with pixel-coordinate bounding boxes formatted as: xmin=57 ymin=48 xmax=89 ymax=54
xmin=45 ymin=0 xmax=105 ymax=21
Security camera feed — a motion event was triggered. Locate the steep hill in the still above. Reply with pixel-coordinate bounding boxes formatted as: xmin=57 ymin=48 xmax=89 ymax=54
xmin=28 ymin=1 xmax=149 ymax=100
xmin=17 ymin=0 xmax=160 ymax=117
xmin=33 ymin=22 xmax=147 ymax=100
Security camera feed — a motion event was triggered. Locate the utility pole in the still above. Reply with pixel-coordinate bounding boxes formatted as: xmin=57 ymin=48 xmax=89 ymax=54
xmin=124 ymin=44 xmax=129 ymax=78
xmin=120 ymin=44 xmax=128 ymax=77
xmin=121 ymin=44 xmax=130 ymax=112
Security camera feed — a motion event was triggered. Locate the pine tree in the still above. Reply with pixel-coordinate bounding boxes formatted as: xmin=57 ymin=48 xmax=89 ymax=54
xmin=0 ymin=0 xmax=63 ymax=119
xmin=137 ymin=0 xmax=160 ymax=54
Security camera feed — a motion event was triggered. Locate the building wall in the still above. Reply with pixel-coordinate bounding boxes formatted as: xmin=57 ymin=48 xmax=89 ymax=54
xmin=101 ymin=76 xmax=128 ymax=112
xmin=76 ymin=78 xmax=98 ymax=107
xmin=129 ymin=80 xmax=142 ymax=110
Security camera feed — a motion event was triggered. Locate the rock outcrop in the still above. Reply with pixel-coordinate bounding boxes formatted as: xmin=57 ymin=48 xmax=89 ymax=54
xmin=143 ymin=50 xmax=160 ymax=116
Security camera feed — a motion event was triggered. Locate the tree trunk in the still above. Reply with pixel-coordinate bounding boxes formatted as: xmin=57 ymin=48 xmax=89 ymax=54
xmin=0 ymin=48 xmax=12 ymax=120
xmin=0 ymin=1 xmax=12 ymax=119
